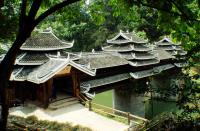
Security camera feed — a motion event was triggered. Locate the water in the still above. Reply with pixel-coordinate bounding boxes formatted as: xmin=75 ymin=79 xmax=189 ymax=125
xmin=93 ymin=90 xmax=178 ymax=119
xmin=93 ymin=90 xmax=113 ymax=107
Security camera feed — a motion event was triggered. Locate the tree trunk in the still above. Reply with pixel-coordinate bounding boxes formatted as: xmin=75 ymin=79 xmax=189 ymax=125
xmin=0 ymin=33 xmax=28 ymax=130
xmin=0 ymin=0 xmax=4 ymax=7
xmin=0 ymin=0 xmax=79 ymax=129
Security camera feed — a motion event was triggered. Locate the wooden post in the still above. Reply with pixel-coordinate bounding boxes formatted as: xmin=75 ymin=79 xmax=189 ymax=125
xmin=71 ymin=69 xmax=78 ymax=97
xmin=127 ymin=112 xmax=130 ymax=125
xmin=43 ymin=83 xmax=49 ymax=108
xmin=89 ymin=100 xmax=92 ymax=111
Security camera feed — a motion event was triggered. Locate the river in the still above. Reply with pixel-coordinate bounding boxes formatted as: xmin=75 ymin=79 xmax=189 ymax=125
xmin=93 ymin=90 xmax=178 ymax=119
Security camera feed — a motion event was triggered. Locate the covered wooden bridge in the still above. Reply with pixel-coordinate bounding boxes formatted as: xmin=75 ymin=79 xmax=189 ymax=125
xmin=1 ymin=29 xmax=187 ymax=108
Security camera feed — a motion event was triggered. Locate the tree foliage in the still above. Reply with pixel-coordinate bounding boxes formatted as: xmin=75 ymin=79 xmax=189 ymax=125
xmin=109 ymin=0 xmax=200 ymax=57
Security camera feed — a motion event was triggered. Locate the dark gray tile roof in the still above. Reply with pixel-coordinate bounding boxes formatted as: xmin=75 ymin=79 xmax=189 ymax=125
xmin=130 ymin=64 xmax=175 ymax=79
xmin=11 ymin=56 xmax=97 ymax=83
xmin=134 ymin=52 xmax=156 ymax=60
xmin=106 ymin=39 xmax=131 ymax=44
xmin=156 ymin=46 xmax=175 ymax=51
xmin=102 ymin=45 xmax=133 ymax=52
xmin=174 ymin=62 xmax=188 ymax=67
xmin=174 ymin=45 xmax=183 ymax=51
xmin=104 ymin=31 xmax=159 ymax=67
xmin=74 ymin=52 xmax=129 ymax=69
xmin=115 ymin=52 xmax=156 ymax=60
xmin=177 ymin=50 xmax=187 ymax=56
xmin=102 ymin=44 xmax=152 ymax=52
xmin=80 ymin=73 xmax=131 ymax=88
xmin=155 ymin=37 xmax=174 ymax=46
xmin=133 ymin=44 xmax=152 ymax=52
xmin=27 ymin=58 xmax=69 ymax=84
xmin=16 ymin=52 xmax=49 ymax=65
xmin=21 ymin=31 xmax=73 ymax=51
xmin=129 ymin=59 xmax=160 ymax=66
xmin=155 ymin=37 xmax=187 ymax=57
xmin=153 ymin=50 xmax=174 ymax=60
xmin=119 ymin=52 xmax=134 ymax=60
xmin=166 ymin=50 xmax=177 ymax=56
xmin=14 ymin=66 xmax=36 ymax=81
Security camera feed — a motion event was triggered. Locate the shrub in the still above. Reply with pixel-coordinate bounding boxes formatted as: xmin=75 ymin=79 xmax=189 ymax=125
xmin=7 ymin=115 xmax=92 ymax=131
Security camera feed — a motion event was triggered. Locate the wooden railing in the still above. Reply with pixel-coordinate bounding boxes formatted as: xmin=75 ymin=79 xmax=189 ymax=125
xmin=88 ymin=102 xmax=148 ymax=125
xmin=77 ymin=93 xmax=89 ymax=104
xmin=78 ymin=96 xmax=148 ymax=126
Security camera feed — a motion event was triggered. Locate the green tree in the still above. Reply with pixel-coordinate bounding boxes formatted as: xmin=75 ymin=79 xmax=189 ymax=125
xmin=110 ymin=0 xmax=200 ymax=55
xmin=0 ymin=0 xmax=80 ymax=129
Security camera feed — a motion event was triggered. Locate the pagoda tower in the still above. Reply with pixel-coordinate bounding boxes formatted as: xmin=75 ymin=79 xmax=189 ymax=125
xmin=155 ymin=37 xmax=187 ymax=67
xmin=102 ymin=30 xmax=159 ymax=67
xmin=10 ymin=28 xmax=80 ymax=82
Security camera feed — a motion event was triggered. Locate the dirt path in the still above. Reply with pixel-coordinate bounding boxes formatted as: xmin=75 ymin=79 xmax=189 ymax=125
xmin=9 ymin=104 xmax=128 ymax=131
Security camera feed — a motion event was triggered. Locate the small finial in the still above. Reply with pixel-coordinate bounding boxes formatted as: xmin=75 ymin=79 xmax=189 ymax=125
xmin=92 ymin=49 xmax=95 ymax=53
xmin=120 ymin=30 xmax=122 ymax=33
xmin=87 ymin=62 xmax=91 ymax=69
xmin=57 ymin=51 xmax=61 ymax=57
xmin=126 ymin=30 xmax=129 ymax=33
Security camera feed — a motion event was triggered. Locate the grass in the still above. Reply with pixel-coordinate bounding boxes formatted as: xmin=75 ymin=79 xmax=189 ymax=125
xmin=7 ymin=115 xmax=92 ymax=131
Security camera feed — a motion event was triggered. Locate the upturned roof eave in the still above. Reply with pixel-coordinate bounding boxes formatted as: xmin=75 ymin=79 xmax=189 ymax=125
xmin=15 ymin=61 xmax=44 ymax=66
xmin=80 ymin=73 xmax=131 ymax=88
xmin=128 ymin=60 xmax=160 ymax=67
xmin=20 ymin=45 xmax=73 ymax=51
xmin=130 ymin=64 xmax=175 ymax=79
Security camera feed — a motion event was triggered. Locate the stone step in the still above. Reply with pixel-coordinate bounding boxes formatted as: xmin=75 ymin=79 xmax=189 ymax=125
xmin=51 ymin=97 xmax=78 ymax=106
xmin=48 ymin=97 xmax=79 ymax=110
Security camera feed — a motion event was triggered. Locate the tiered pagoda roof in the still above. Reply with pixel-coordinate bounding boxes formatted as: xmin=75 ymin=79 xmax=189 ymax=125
xmin=102 ymin=30 xmax=159 ymax=67
xmin=10 ymin=28 xmax=97 ymax=84
xmin=155 ymin=37 xmax=187 ymax=56
xmin=8 ymin=28 xmax=187 ymax=90
xmin=155 ymin=37 xmax=187 ymax=67
xmin=20 ymin=30 xmax=74 ymax=51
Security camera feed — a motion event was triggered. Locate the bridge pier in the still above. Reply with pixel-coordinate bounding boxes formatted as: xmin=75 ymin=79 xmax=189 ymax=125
xmin=148 ymin=69 xmax=181 ymax=101
xmin=113 ymin=79 xmax=147 ymax=117
xmin=113 ymin=69 xmax=182 ymax=118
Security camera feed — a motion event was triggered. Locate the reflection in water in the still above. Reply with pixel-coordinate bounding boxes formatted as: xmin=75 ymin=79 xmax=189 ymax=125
xmin=93 ymin=90 xmax=178 ymax=119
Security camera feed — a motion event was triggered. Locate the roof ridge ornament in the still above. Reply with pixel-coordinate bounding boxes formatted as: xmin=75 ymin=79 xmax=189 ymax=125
xmin=57 ymin=51 xmax=61 ymax=57
xmin=10 ymin=67 xmax=24 ymax=81
xmin=131 ymin=53 xmax=135 ymax=58
xmin=79 ymin=51 xmax=82 ymax=57
xmin=130 ymin=37 xmax=133 ymax=41
xmin=92 ymin=49 xmax=95 ymax=53
xmin=87 ymin=62 xmax=91 ymax=69
xmin=130 ymin=44 xmax=134 ymax=50
xmin=15 ymin=53 xmax=27 ymax=65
